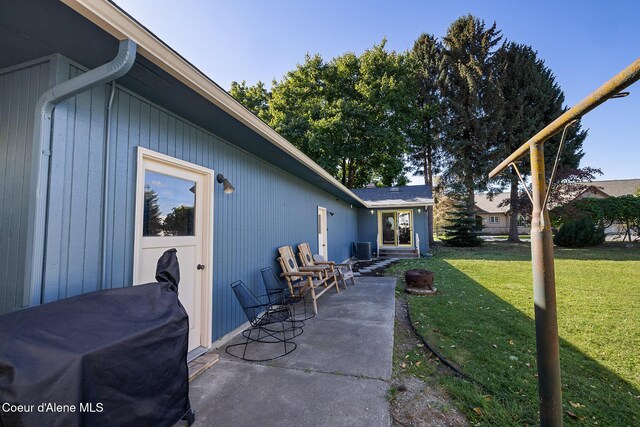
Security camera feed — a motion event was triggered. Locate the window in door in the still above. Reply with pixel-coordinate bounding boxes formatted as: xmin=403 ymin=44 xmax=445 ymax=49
xmin=381 ymin=212 xmax=396 ymax=245
xmin=143 ymin=171 xmax=196 ymax=237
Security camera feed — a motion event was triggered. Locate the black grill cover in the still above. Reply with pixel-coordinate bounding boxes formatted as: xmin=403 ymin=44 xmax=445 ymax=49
xmin=0 ymin=249 xmax=192 ymax=427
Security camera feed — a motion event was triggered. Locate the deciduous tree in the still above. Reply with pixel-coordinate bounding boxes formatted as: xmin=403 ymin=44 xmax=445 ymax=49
xmin=269 ymin=42 xmax=413 ymax=188
xmin=229 ymin=80 xmax=271 ymax=122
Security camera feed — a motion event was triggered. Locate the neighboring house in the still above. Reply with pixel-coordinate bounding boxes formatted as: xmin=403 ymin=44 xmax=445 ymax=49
xmin=576 ymin=179 xmax=640 ymax=199
xmin=576 ymin=179 xmax=640 ymax=236
xmin=0 ymin=0 xmax=433 ymax=356
xmin=351 ymin=186 xmax=433 ymax=257
xmin=474 ymin=179 xmax=640 ymax=237
xmin=475 ymin=193 xmax=530 ymax=235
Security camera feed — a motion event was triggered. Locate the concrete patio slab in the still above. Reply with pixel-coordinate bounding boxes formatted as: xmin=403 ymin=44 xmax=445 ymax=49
xmin=188 ymin=276 xmax=396 ymax=427
xmin=190 ymin=360 xmax=390 ymax=427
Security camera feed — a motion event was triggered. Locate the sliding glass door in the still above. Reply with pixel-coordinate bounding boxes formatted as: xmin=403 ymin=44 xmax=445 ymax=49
xmin=379 ymin=210 xmax=413 ymax=247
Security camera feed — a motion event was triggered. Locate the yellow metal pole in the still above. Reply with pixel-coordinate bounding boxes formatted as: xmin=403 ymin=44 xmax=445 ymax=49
xmin=529 ymin=142 xmax=562 ymax=426
xmin=488 ymin=59 xmax=640 ymax=427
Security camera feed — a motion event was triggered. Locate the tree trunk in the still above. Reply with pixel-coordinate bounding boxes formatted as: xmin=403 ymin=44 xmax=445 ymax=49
xmin=626 ymin=220 xmax=631 ymax=242
xmin=466 ymin=185 xmax=475 ymax=220
xmin=341 ymin=158 xmax=347 ymax=186
xmin=423 ymin=147 xmax=429 ymax=185
xmin=427 ymin=206 xmax=435 ymax=245
xmin=508 ymin=173 xmax=521 ymax=243
xmin=426 ymin=146 xmax=433 ymax=186
xmin=424 ymin=152 xmax=435 ymax=245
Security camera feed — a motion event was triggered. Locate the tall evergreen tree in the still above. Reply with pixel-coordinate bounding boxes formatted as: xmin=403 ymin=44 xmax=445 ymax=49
xmin=407 ymin=33 xmax=445 ymax=244
xmin=143 ymin=188 xmax=163 ymax=236
xmin=492 ymin=42 xmax=587 ymax=241
xmin=493 ymin=43 xmax=563 ymax=242
xmin=407 ymin=33 xmax=444 ymax=187
xmin=440 ymin=15 xmax=504 ymax=213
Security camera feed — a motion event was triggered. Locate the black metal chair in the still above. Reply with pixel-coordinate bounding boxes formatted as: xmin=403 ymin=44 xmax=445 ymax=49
xmin=260 ymin=267 xmax=315 ymax=322
xmin=226 ymin=280 xmax=298 ymax=362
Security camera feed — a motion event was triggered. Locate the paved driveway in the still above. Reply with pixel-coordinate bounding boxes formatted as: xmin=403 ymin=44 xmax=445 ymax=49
xmin=189 ymin=276 xmax=396 ymax=427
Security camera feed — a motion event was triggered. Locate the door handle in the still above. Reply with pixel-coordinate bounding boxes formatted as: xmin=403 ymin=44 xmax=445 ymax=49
xmin=197 ymin=264 xmax=205 ymax=270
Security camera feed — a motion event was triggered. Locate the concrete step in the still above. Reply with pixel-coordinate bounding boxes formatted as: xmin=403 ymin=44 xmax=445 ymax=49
xmin=379 ymin=248 xmax=419 ymax=258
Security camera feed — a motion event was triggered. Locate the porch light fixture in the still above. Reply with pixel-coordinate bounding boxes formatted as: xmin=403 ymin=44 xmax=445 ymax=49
xmin=216 ymin=174 xmax=235 ymax=194
xmin=417 ymin=208 xmax=421 ymax=214
xmin=370 ymin=209 xmax=374 ymax=215
xmin=329 ymin=211 xmax=335 ymax=216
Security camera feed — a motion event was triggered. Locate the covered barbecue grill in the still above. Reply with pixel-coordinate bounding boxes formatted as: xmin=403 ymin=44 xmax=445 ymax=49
xmin=0 ymin=249 xmax=193 ymax=426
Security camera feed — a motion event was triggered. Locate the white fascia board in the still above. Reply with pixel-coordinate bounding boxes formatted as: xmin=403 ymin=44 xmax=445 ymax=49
xmin=367 ymin=201 xmax=435 ymax=208
xmin=62 ymin=0 xmax=369 ymax=207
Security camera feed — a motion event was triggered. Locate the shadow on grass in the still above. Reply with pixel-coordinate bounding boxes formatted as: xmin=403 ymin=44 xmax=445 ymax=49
xmin=389 ymin=254 xmax=640 ymax=426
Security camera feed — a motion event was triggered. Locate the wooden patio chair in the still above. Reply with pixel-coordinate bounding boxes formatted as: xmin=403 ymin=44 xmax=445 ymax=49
xmin=313 ymin=253 xmax=357 ymax=288
xmin=277 ymin=245 xmax=339 ymax=315
xmin=297 ymin=242 xmax=348 ymax=290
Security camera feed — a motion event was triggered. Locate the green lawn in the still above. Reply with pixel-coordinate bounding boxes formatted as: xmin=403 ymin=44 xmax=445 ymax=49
xmin=388 ymin=242 xmax=640 ymax=426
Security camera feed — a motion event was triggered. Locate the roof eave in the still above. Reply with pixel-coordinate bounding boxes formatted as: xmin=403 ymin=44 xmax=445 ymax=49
xmin=366 ymin=200 xmax=435 ymax=208
xmin=61 ymin=0 xmax=369 ymax=207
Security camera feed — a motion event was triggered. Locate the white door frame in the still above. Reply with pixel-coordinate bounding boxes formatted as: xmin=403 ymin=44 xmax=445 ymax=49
xmin=317 ymin=206 xmax=328 ymax=259
xmin=133 ymin=147 xmax=214 ymax=350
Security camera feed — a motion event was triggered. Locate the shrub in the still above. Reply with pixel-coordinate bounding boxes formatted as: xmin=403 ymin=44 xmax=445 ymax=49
xmin=554 ymin=217 xmax=605 ymax=247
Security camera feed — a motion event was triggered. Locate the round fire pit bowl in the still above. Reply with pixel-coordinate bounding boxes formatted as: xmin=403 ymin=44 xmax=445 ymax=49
xmin=405 ymin=269 xmax=437 ymax=295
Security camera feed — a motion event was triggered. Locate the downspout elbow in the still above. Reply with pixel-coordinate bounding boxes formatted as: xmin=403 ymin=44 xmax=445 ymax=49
xmin=24 ymin=39 xmax=137 ymax=307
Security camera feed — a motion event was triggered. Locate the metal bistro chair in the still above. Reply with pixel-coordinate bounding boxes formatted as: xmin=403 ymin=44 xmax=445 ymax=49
xmin=260 ymin=267 xmax=315 ymax=323
xmin=226 ymin=280 xmax=300 ymax=362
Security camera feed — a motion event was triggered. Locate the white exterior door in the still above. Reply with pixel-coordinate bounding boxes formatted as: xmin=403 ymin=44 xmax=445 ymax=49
xmin=133 ymin=148 xmax=213 ymax=353
xmin=318 ymin=207 xmax=328 ymax=259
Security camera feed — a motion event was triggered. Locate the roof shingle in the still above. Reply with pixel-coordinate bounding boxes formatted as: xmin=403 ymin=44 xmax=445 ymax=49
xmin=582 ymin=179 xmax=640 ymax=197
xmin=351 ymin=185 xmax=433 ymax=207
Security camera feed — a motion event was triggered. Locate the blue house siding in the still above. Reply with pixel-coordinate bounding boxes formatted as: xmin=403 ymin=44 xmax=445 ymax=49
xmin=41 ymin=68 xmax=357 ymax=340
xmin=357 ymin=208 xmax=430 ymax=253
xmin=43 ymin=64 xmax=107 ymax=302
xmin=0 ymin=58 xmax=53 ymax=313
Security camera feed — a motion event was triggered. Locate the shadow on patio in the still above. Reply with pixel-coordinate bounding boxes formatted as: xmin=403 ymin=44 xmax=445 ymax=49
xmin=188 ymin=276 xmax=396 ymax=427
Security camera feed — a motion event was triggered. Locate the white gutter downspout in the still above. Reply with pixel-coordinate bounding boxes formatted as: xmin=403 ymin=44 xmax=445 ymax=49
xmin=100 ymin=81 xmax=117 ymax=291
xmin=24 ymin=39 xmax=137 ymax=307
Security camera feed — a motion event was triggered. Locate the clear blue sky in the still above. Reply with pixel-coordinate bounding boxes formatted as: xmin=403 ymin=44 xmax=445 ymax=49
xmin=115 ymin=0 xmax=639 ymax=183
